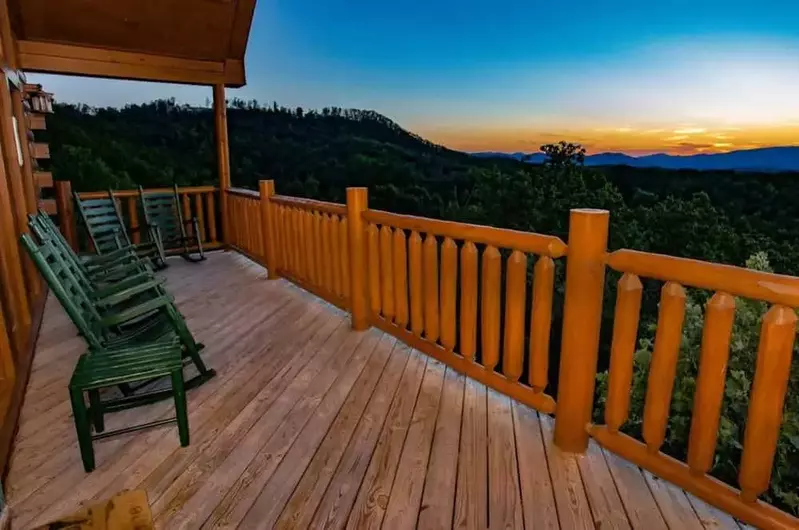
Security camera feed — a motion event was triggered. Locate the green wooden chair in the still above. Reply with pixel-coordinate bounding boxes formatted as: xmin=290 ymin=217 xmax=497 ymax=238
xmin=74 ymin=190 xmax=165 ymax=269
xmin=24 ymin=222 xmax=216 ymax=394
xmin=138 ymin=185 xmax=205 ymax=264
xmin=21 ymin=233 xmax=190 ymax=472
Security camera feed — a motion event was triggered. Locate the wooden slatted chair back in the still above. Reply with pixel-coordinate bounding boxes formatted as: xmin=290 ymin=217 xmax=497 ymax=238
xmin=20 ymin=234 xmax=106 ymax=349
xmin=138 ymin=186 xmax=185 ymax=244
xmin=74 ymin=190 xmax=131 ymax=253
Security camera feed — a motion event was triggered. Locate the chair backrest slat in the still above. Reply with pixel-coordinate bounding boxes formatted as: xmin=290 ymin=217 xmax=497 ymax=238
xmin=74 ymin=190 xmax=131 ymax=253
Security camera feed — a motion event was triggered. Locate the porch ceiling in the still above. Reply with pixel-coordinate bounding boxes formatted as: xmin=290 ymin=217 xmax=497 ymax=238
xmin=7 ymin=0 xmax=256 ymax=86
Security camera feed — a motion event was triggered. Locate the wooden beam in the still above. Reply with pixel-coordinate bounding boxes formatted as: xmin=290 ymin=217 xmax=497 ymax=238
xmin=34 ymin=170 xmax=51 ymax=188
xmin=214 ymin=84 xmax=232 ymax=243
xmin=39 ymin=198 xmax=56 ymax=214
xmin=31 ymin=141 xmax=47 ymax=159
xmin=17 ymin=40 xmax=246 ymax=87
xmin=27 ymin=113 xmax=45 ymax=130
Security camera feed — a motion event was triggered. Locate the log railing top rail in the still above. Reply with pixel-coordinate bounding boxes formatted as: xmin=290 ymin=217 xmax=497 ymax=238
xmin=226 ymin=187 xmax=259 ymax=199
xmin=78 ymin=185 xmax=217 ymax=200
xmin=271 ymin=194 xmax=347 ymax=216
xmin=363 ymin=208 xmax=568 ymax=258
xmin=607 ymin=248 xmax=799 ymax=307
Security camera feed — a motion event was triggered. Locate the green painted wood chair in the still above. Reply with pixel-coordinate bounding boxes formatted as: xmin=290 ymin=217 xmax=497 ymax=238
xmin=74 ymin=190 xmax=166 ymax=270
xmin=138 ymin=185 xmax=205 ymax=264
xmin=20 ymin=233 xmax=190 ymax=472
xmin=23 ymin=225 xmax=216 ymax=395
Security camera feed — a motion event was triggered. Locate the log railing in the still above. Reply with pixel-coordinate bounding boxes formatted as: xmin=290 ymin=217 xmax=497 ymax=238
xmin=63 ymin=185 xmax=223 ymax=252
xmin=589 ymin=249 xmax=799 ymax=529
xmin=360 ymin=208 xmax=565 ymax=415
xmin=226 ymin=187 xmax=263 ymax=261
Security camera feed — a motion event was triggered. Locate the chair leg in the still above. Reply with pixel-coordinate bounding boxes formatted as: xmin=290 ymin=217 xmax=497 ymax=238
xmin=88 ymin=389 xmax=104 ymax=433
xmin=69 ymin=386 xmax=95 ymax=472
xmin=171 ymin=370 xmax=189 ymax=447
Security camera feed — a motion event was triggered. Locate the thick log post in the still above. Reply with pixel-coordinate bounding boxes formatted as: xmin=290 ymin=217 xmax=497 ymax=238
xmin=346 ymin=187 xmax=369 ymax=331
xmin=554 ymin=208 xmax=609 ymax=452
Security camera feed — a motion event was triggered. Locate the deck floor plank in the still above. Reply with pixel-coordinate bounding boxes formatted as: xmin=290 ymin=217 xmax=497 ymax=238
xmin=6 ymin=252 xmax=751 ymax=530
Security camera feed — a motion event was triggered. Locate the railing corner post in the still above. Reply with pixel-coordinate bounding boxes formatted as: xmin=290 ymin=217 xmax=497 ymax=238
xmin=54 ymin=180 xmax=78 ymax=251
xmin=346 ymin=187 xmax=369 ymax=331
xmin=259 ymin=180 xmax=280 ymax=280
xmin=554 ymin=208 xmax=609 ymax=453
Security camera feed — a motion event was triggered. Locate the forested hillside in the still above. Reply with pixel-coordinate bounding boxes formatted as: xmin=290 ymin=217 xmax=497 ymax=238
xmin=48 ymin=98 xmax=799 ymax=513
xmin=48 ymin=98 xmax=799 ymax=274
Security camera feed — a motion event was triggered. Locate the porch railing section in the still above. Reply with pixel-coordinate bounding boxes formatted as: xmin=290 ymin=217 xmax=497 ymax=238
xmin=50 ymin=180 xmax=798 ymax=529
xmin=56 ymin=183 xmax=223 ymax=252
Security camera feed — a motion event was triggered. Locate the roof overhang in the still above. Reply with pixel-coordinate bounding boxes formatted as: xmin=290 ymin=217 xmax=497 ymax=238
xmin=6 ymin=0 xmax=256 ymax=87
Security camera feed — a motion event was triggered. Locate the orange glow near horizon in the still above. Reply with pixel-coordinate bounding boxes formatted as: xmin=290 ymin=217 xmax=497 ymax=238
xmin=419 ymin=124 xmax=799 ymax=156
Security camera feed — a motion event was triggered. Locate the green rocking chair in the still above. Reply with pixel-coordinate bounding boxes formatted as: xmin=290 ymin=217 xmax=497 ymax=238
xmin=21 ymin=233 xmax=190 ymax=472
xmin=138 ymin=185 xmax=205 ymax=264
xmin=74 ymin=190 xmax=165 ymax=269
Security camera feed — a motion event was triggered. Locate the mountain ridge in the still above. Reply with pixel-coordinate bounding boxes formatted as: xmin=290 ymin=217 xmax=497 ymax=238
xmin=473 ymin=146 xmax=799 ymax=172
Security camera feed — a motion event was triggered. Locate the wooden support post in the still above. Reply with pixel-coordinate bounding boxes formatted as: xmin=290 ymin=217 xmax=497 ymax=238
xmin=554 ymin=208 xmax=609 ymax=453
xmin=11 ymin=90 xmax=36 ymax=217
xmin=54 ymin=180 xmax=78 ymax=250
xmin=346 ymin=187 xmax=369 ymax=331
xmin=213 ymin=84 xmax=231 ymax=245
xmin=259 ymin=180 xmax=279 ymax=279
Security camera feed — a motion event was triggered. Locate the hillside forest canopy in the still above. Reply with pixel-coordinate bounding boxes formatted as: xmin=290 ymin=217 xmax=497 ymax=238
xmin=47 ymin=98 xmax=799 ymax=513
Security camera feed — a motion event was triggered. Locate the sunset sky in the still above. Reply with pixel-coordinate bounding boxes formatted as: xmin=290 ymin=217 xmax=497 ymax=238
xmin=31 ymin=0 xmax=799 ymax=155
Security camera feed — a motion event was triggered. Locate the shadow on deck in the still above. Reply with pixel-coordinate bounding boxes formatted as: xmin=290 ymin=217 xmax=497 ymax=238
xmin=7 ymin=252 xmax=747 ymax=529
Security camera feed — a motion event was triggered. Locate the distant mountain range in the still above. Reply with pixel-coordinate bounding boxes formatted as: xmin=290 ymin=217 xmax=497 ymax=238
xmin=472 ymin=146 xmax=799 ymax=172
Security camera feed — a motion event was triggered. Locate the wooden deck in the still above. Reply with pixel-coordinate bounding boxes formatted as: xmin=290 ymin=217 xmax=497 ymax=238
xmin=8 ymin=252 xmax=748 ymax=529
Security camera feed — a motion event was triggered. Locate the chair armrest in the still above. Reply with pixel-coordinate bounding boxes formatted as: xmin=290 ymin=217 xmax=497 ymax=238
xmin=87 ymin=260 xmax=149 ymax=280
xmin=95 ymin=279 xmax=166 ymax=307
xmin=91 ymin=273 xmax=161 ymax=300
xmin=100 ymin=297 xmax=172 ymax=327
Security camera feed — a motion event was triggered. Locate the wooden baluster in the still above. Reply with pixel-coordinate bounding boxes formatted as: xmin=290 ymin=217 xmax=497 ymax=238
xmin=439 ymin=237 xmax=457 ymax=350
xmin=182 ymin=193 xmax=193 ymax=237
xmin=283 ymin=207 xmax=292 ymax=275
xmin=503 ymin=250 xmax=527 ymax=381
xmin=393 ymin=228 xmax=409 ymax=327
xmin=367 ymin=223 xmax=381 ymax=315
xmin=273 ymin=204 xmax=283 ymax=271
xmin=194 ymin=193 xmax=206 ymax=243
xmin=294 ymin=208 xmax=303 ymax=277
xmin=127 ymin=196 xmax=140 ymax=244
xmin=346 ymin=187 xmax=369 ymax=330
xmin=409 ymin=231 xmax=424 ymax=336
xmin=206 ymin=191 xmax=217 ymax=243
xmin=642 ymin=281 xmax=687 ymax=452
xmin=687 ymin=292 xmax=735 ymax=475
xmin=296 ymin=208 xmax=307 ymax=279
xmin=250 ymin=202 xmax=258 ymax=256
xmin=281 ymin=205 xmax=291 ymax=274
xmin=605 ymin=273 xmax=644 ymax=432
xmin=481 ymin=245 xmax=501 ymax=370
xmin=245 ymin=201 xmax=253 ymax=254
xmin=323 ymin=214 xmax=335 ymax=289
xmin=314 ymin=211 xmax=324 ymax=284
xmin=528 ymin=256 xmax=555 ymax=393
xmin=460 ymin=241 xmax=478 ymax=360
xmin=423 ymin=233 xmax=439 ymax=342
xmin=305 ymin=211 xmax=317 ymax=286
xmin=229 ymin=197 xmax=237 ymax=247
xmin=379 ymin=225 xmax=394 ymax=320
xmin=331 ymin=215 xmax=343 ymax=297
xmin=340 ymin=218 xmax=350 ymax=300
xmin=739 ymin=305 xmax=797 ymax=503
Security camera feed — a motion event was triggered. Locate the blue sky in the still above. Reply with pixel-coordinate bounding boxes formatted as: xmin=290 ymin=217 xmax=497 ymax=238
xmin=30 ymin=0 xmax=799 ymax=154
